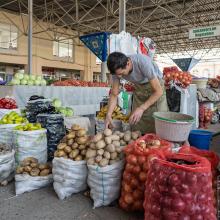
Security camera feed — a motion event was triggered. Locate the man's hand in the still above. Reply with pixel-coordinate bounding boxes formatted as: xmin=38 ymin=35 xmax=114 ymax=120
xmin=129 ymin=106 xmax=145 ymax=125
xmin=105 ymin=115 xmax=114 ymax=129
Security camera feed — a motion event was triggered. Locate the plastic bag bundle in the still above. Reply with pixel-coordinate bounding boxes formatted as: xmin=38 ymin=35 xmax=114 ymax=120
xmin=37 ymin=114 xmax=66 ymax=160
xmin=87 ymin=160 xmax=125 ymax=208
xmin=144 ymin=153 xmax=216 ymax=220
xmin=14 ymin=129 xmax=47 ymax=164
xmin=119 ymin=134 xmax=172 ymax=211
xmin=52 ymin=157 xmax=87 ymax=200
xmin=15 ymin=174 xmax=53 ymax=195
xmin=25 ymin=99 xmax=56 ymax=123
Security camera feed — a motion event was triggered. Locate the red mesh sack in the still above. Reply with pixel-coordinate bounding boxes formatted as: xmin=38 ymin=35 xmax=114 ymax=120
xmin=119 ymin=134 xmax=172 ymax=211
xmin=144 ymin=153 xmax=216 ymax=220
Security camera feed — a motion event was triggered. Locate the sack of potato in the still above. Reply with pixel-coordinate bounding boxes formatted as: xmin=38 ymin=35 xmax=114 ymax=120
xmin=53 ymin=157 xmax=87 ymax=200
xmin=14 ymin=128 xmax=47 ymax=164
xmin=0 ymin=144 xmax=15 ymax=186
xmin=52 ymin=124 xmax=89 ymax=200
xmin=86 ymin=129 xmax=141 ymax=208
xmin=15 ymin=157 xmax=53 ymax=195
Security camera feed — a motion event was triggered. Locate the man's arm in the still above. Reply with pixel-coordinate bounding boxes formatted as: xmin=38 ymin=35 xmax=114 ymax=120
xmin=105 ymin=78 xmax=120 ymax=128
xmin=129 ymin=78 xmax=163 ymax=124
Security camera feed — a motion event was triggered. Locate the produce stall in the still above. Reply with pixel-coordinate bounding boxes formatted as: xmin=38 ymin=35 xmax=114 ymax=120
xmin=0 ymin=85 xmax=110 ymax=116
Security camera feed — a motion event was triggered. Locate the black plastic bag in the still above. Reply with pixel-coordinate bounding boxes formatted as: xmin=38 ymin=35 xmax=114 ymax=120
xmin=166 ymin=88 xmax=181 ymax=112
xmin=37 ymin=114 xmax=66 ymax=161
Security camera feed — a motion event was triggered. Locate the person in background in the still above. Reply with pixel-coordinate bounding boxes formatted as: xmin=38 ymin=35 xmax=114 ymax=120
xmin=105 ymin=52 xmax=168 ymax=134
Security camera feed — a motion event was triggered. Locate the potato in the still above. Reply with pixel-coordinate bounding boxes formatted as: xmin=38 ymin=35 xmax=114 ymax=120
xmin=110 ymin=135 xmax=120 ymax=141
xmin=63 ymin=155 xmax=68 ymax=159
xmin=60 ymin=136 xmax=67 ymax=143
xmin=30 ymin=168 xmax=40 ymax=176
xmin=39 ymin=164 xmax=49 ymax=170
xmin=93 ymin=133 xmax=103 ymax=143
xmin=125 ymin=130 xmax=131 ymax=135
xmin=120 ymin=140 xmax=126 ymax=146
xmin=76 ymin=129 xmax=87 ymax=137
xmin=57 ymin=150 xmax=66 ymax=157
xmin=40 ymin=169 xmax=50 ymax=176
xmin=116 ymin=146 xmax=123 ymax=153
xmin=110 ymin=152 xmax=118 ymax=160
xmin=75 ymin=155 xmax=83 ymax=161
xmin=71 ymin=124 xmax=81 ymax=131
xmin=30 ymin=162 xmax=38 ymax=168
xmin=66 ymin=132 xmax=76 ymax=140
xmin=87 ymin=157 xmax=95 ymax=165
xmin=81 ymin=149 xmax=87 ymax=156
xmin=89 ymin=142 xmax=96 ymax=149
xmin=95 ymin=155 xmax=103 ymax=163
xmin=86 ymin=149 xmax=96 ymax=159
xmin=97 ymin=149 xmax=104 ymax=156
xmin=22 ymin=157 xmax=38 ymax=165
xmin=99 ymin=158 xmax=109 ymax=167
xmin=118 ymin=132 xmax=124 ymax=139
xmin=16 ymin=166 xmax=24 ymax=174
xmin=71 ymin=143 xmax=78 ymax=149
xmin=112 ymin=141 xmax=120 ymax=147
xmin=96 ymin=140 xmax=106 ymax=149
xmin=106 ymin=144 xmax=115 ymax=153
xmin=67 ymin=139 xmax=74 ymax=146
xmin=57 ymin=143 xmax=67 ymax=150
xmin=104 ymin=128 xmax=112 ymax=137
xmin=79 ymin=144 xmax=86 ymax=150
xmin=70 ymin=149 xmax=79 ymax=159
xmin=131 ymin=131 xmax=139 ymax=140
xmin=103 ymin=151 xmax=111 ymax=159
xmin=113 ymin=131 xmax=121 ymax=136
xmin=76 ymin=136 xmax=88 ymax=145
xmin=21 ymin=161 xmax=31 ymax=166
xmin=54 ymin=150 xmax=59 ymax=157
xmin=64 ymin=146 xmax=72 ymax=154
xmin=24 ymin=165 xmax=32 ymax=173
xmin=124 ymin=134 xmax=131 ymax=142
xmin=105 ymin=136 xmax=112 ymax=144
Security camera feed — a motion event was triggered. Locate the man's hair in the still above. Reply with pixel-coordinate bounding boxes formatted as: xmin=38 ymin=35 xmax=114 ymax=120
xmin=107 ymin=52 xmax=128 ymax=75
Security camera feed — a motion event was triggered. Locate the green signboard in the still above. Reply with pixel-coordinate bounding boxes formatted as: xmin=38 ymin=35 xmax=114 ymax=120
xmin=189 ymin=25 xmax=220 ymax=39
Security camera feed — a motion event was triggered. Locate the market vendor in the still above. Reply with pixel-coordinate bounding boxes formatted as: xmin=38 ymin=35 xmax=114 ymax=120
xmin=105 ymin=52 xmax=168 ymax=134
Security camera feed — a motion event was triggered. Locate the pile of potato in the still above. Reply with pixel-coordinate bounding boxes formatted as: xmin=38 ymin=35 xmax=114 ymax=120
xmin=86 ymin=129 xmax=141 ymax=167
xmin=54 ymin=124 xmax=89 ymax=161
xmin=16 ymin=157 xmax=52 ymax=176
xmin=0 ymin=143 xmax=11 ymax=155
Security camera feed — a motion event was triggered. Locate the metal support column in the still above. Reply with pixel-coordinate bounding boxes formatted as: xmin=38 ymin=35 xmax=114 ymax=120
xmin=101 ymin=61 xmax=107 ymax=82
xmin=119 ymin=0 xmax=126 ymax=32
xmin=28 ymin=0 xmax=33 ymax=74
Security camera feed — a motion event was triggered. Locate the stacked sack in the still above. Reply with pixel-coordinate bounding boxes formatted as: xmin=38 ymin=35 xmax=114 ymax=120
xmin=119 ymin=134 xmax=172 ymax=211
xmin=52 ymin=124 xmax=89 ymax=200
xmin=144 ymin=153 xmax=216 ymax=220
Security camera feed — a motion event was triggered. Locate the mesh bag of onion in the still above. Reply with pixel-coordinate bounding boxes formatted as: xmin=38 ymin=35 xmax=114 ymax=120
xmin=144 ymin=153 xmax=217 ymax=220
xmin=119 ymin=134 xmax=172 ymax=211
xmin=179 ymin=145 xmax=220 ymax=208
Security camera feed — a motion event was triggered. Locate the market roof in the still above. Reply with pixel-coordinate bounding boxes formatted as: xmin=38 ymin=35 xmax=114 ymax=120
xmin=1 ymin=0 xmax=220 ymax=53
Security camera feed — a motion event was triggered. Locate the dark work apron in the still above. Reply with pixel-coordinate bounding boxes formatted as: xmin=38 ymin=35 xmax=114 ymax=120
xmin=131 ymin=79 xmax=168 ymax=134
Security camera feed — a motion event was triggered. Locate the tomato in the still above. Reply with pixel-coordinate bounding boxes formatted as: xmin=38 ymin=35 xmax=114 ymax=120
xmin=127 ymin=154 xmax=137 ymax=165
xmin=137 ymin=155 xmax=146 ymax=164
xmin=133 ymin=189 xmax=143 ymax=199
xmin=119 ymin=198 xmax=129 ymax=210
xmin=123 ymin=183 xmax=133 ymax=193
xmin=143 ymin=162 xmax=149 ymax=171
xmin=124 ymin=193 xmax=134 ymax=204
xmin=123 ymin=171 xmax=132 ymax=182
xmin=133 ymin=165 xmax=141 ymax=173
xmin=125 ymin=164 xmax=134 ymax=173
xmin=139 ymin=172 xmax=147 ymax=182
xmin=130 ymin=177 xmax=139 ymax=188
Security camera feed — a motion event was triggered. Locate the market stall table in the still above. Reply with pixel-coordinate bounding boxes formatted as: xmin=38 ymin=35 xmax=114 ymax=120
xmin=0 ymin=86 xmax=110 ymax=116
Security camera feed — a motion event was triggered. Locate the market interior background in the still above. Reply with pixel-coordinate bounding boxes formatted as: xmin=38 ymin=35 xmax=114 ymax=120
xmin=0 ymin=0 xmax=220 ymax=219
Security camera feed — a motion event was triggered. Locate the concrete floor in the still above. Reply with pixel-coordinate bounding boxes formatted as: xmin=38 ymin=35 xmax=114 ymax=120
xmin=0 ymin=180 xmax=143 ymax=220
xmin=1 ymin=135 xmax=220 ymax=220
